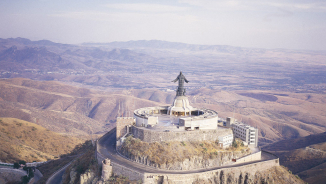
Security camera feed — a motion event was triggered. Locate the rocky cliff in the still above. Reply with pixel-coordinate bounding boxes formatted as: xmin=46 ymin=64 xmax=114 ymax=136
xmin=64 ymin=165 xmax=304 ymax=184
xmin=192 ymin=166 xmax=305 ymax=184
xmin=61 ymin=147 xmax=99 ymax=184
xmin=119 ymin=136 xmax=251 ymax=170
xmin=126 ymin=151 xmax=249 ymax=170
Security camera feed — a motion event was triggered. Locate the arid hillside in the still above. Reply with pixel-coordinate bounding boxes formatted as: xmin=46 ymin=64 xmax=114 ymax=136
xmin=0 ymin=117 xmax=83 ymax=163
xmin=0 ymin=78 xmax=164 ymax=137
xmin=264 ymin=132 xmax=326 ymax=184
xmin=1 ymin=78 xmax=325 ymax=143
xmin=185 ymin=88 xmax=326 ymax=144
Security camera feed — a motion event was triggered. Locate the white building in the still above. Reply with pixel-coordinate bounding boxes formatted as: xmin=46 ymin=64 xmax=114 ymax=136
xmin=232 ymin=122 xmax=258 ymax=147
xmin=218 ymin=133 xmax=233 ymax=148
xmin=223 ymin=117 xmax=258 ymax=147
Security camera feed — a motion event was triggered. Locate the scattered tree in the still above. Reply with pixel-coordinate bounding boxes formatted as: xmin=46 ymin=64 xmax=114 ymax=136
xmin=28 ymin=168 xmax=34 ymax=178
xmin=13 ymin=163 xmax=20 ymax=169
xmin=232 ymin=140 xmax=238 ymax=148
xmin=21 ymin=176 xmax=29 ymax=184
xmin=19 ymin=160 xmax=26 ymax=165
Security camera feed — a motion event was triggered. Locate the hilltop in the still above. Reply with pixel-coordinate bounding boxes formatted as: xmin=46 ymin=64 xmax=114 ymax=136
xmin=119 ymin=136 xmax=250 ymax=170
xmin=0 ymin=117 xmax=83 ymax=163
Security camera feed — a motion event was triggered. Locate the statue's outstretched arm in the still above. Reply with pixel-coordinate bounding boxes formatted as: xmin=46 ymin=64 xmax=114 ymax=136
xmin=172 ymin=77 xmax=179 ymax=82
xmin=184 ymin=77 xmax=189 ymax=83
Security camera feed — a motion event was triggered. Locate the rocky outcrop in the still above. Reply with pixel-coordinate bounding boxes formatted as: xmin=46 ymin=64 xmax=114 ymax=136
xmin=80 ymin=171 xmax=97 ymax=184
xmin=63 ymin=168 xmax=104 ymax=184
xmin=124 ymin=150 xmax=250 ymax=170
xmin=191 ymin=166 xmax=305 ymax=184
xmin=68 ymin=168 xmax=78 ymax=184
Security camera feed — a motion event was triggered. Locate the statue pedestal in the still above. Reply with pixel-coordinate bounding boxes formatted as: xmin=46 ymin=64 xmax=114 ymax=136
xmin=167 ymin=96 xmax=193 ymax=116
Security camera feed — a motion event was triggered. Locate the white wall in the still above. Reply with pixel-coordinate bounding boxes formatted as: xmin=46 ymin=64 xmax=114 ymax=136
xmin=181 ymin=117 xmax=218 ymax=130
xmin=232 ymin=151 xmax=262 ymax=164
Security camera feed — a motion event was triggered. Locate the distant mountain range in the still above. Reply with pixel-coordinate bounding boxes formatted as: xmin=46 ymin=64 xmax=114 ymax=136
xmin=1 ymin=37 xmax=326 ymax=93
xmin=84 ymin=39 xmax=250 ymax=52
xmin=83 ymin=39 xmax=326 ymax=54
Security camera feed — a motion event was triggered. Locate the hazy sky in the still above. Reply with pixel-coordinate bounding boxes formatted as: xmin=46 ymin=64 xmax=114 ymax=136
xmin=0 ymin=0 xmax=326 ymax=50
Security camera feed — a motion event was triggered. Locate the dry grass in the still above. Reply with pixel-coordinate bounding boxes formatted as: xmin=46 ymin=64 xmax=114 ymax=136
xmin=0 ymin=117 xmax=83 ymax=163
xmin=276 ymin=147 xmax=326 ymax=174
xmin=2 ymin=77 xmax=326 ymax=143
xmin=298 ymin=161 xmax=326 ymax=184
xmin=310 ymin=142 xmax=326 ymax=152
xmin=120 ymin=136 xmax=250 ymax=165
xmin=0 ymin=78 xmax=160 ymax=136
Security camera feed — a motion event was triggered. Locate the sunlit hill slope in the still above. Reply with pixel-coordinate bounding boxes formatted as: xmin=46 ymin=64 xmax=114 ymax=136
xmin=0 ymin=117 xmax=83 ymax=163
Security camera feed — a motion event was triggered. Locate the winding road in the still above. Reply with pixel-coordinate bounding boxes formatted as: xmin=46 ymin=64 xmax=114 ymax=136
xmin=46 ymin=154 xmax=83 ymax=184
xmin=44 ymin=127 xmax=276 ymax=183
xmin=97 ymin=128 xmax=276 ymax=174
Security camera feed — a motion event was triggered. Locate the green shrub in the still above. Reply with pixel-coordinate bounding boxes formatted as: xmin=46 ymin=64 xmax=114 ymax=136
xmin=28 ymin=168 xmax=34 ymax=178
xmin=202 ymin=147 xmax=207 ymax=153
xmin=21 ymin=175 xmax=30 ymax=184
xmin=232 ymin=140 xmax=238 ymax=148
xmin=13 ymin=163 xmax=20 ymax=169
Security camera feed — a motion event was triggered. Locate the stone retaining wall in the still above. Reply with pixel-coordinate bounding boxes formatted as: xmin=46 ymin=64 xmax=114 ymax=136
xmin=96 ymin=128 xmax=279 ymax=184
xmin=232 ymin=151 xmax=262 ymax=164
xmin=96 ymin=151 xmax=106 ymax=165
xmin=120 ymin=150 xmax=251 ymax=171
xmin=96 ymin=129 xmax=112 ymax=165
xmin=132 ymin=126 xmax=232 ymax=143
xmin=142 ymin=157 xmax=280 ymax=184
xmin=111 ymin=162 xmax=144 ymax=181
xmin=116 ymin=117 xmax=134 ymax=140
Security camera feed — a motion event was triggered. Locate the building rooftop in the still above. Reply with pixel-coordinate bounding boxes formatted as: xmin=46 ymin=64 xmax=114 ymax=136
xmin=233 ymin=121 xmax=257 ymax=130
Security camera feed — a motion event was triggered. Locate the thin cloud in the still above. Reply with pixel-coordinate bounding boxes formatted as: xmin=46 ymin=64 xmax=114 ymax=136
xmin=266 ymin=1 xmax=326 ymax=12
xmin=179 ymin=0 xmax=326 ymax=12
xmin=263 ymin=8 xmax=293 ymax=22
xmin=178 ymin=0 xmax=254 ymax=11
xmin=105 ymin=3 xmax=189 ymax=13
xmin=50 ymin=11 xmax=112 ymax=21
xmin=49 ymin=10 xmax=199 ymax=24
